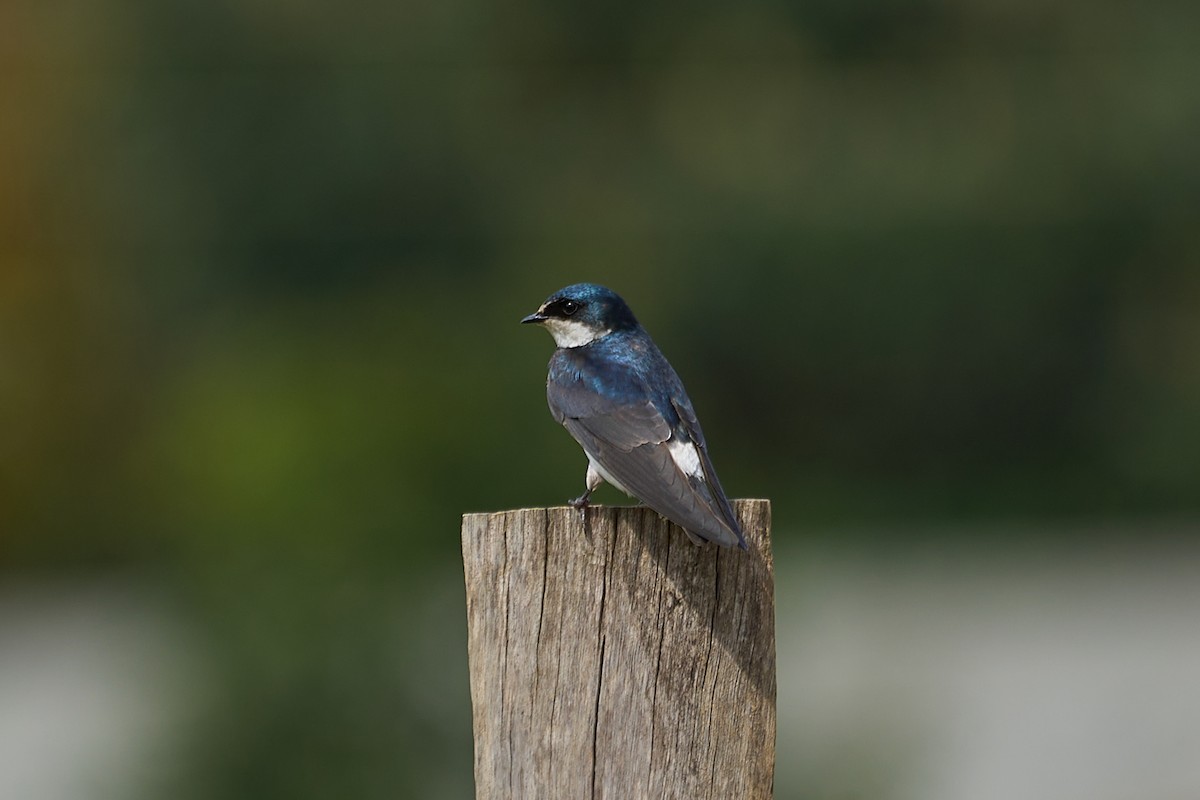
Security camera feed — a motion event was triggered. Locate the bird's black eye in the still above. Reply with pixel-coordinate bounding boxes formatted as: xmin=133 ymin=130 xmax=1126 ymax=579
xmin=560 ymin=300 xmax=580 ymax=316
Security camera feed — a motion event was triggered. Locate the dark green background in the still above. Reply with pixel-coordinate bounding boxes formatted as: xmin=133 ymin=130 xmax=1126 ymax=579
xmin=3 ymin=1 xmax=1197 ymax=797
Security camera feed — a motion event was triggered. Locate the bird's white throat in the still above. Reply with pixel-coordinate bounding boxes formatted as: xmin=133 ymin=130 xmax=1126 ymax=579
xmin=544 ymin=318 xmax=612 ymax=348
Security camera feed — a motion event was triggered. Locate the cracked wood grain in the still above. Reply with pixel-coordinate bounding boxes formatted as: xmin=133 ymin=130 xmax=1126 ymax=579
xmin=462 ymin=500 xmax=775 ymax=800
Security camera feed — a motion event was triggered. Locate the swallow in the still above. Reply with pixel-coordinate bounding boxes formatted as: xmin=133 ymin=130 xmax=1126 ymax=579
xmin=522 ymin=283 xmax=747 ymax=549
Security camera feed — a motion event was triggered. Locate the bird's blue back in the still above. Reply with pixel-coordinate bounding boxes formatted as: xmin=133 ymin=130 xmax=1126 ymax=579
xmin=547 ymin=327 xmax=698 ymax=439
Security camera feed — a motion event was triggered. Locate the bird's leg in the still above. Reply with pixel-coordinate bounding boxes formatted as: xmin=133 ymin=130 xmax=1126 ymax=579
xmin=567 ymin=463 xmax=605 ymax=524
xmin=567 ymin=489 xmax=592 ymax=519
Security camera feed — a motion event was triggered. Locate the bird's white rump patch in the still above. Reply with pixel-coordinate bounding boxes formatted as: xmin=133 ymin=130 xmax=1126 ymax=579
xmin=668 ymin=437 xmax=703 ymax=479
xmin=543 ymin=318 xmax=611 ymax=348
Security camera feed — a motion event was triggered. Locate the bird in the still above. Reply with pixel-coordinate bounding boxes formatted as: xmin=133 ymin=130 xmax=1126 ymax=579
xmin=521 ymin=283 xmax=747 ymax=550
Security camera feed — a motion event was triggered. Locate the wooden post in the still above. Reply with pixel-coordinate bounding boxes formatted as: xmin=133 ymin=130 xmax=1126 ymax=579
xmin=461 ymin=499 xmax=775 ymax=800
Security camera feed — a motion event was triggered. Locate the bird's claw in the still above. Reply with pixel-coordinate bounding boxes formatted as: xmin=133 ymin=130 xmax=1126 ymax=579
xmin=567 ymin=492 xmax=591 ymax=525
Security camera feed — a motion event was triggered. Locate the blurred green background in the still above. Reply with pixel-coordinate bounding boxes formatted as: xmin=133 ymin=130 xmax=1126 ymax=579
xmin=3 ymin=1 xmax=1198 ymax=798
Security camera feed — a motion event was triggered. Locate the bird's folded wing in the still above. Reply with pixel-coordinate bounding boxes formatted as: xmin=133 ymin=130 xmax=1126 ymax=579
xmin=670 ymin=398 xmax=743 ymax=540
xmin=549 ymin=381 xmax=742 ymax=547
xmin=548 ymin=379 xmax=670 ymax=450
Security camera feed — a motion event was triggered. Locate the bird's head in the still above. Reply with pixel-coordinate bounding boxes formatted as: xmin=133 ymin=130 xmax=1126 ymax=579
xmin=521 ymin=283 xmax=640 ymax=348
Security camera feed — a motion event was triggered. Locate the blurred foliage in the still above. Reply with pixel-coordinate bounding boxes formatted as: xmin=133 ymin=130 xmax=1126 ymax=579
xmin=2 ymin=0 xmax=1198 ymax=797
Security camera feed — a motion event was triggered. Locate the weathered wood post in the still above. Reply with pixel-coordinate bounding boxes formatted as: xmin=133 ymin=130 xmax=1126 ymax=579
xmin=461 ymin=499 xmax=775 ymax=799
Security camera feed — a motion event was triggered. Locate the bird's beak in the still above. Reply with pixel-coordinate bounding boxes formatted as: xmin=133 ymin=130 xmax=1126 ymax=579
xmin=521 ymin=311 xmax=548 ymax=324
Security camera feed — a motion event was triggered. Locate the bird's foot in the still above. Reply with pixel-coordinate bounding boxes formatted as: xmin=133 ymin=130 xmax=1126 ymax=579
xmin=567 ymin=491 xmax=591 ymax=525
